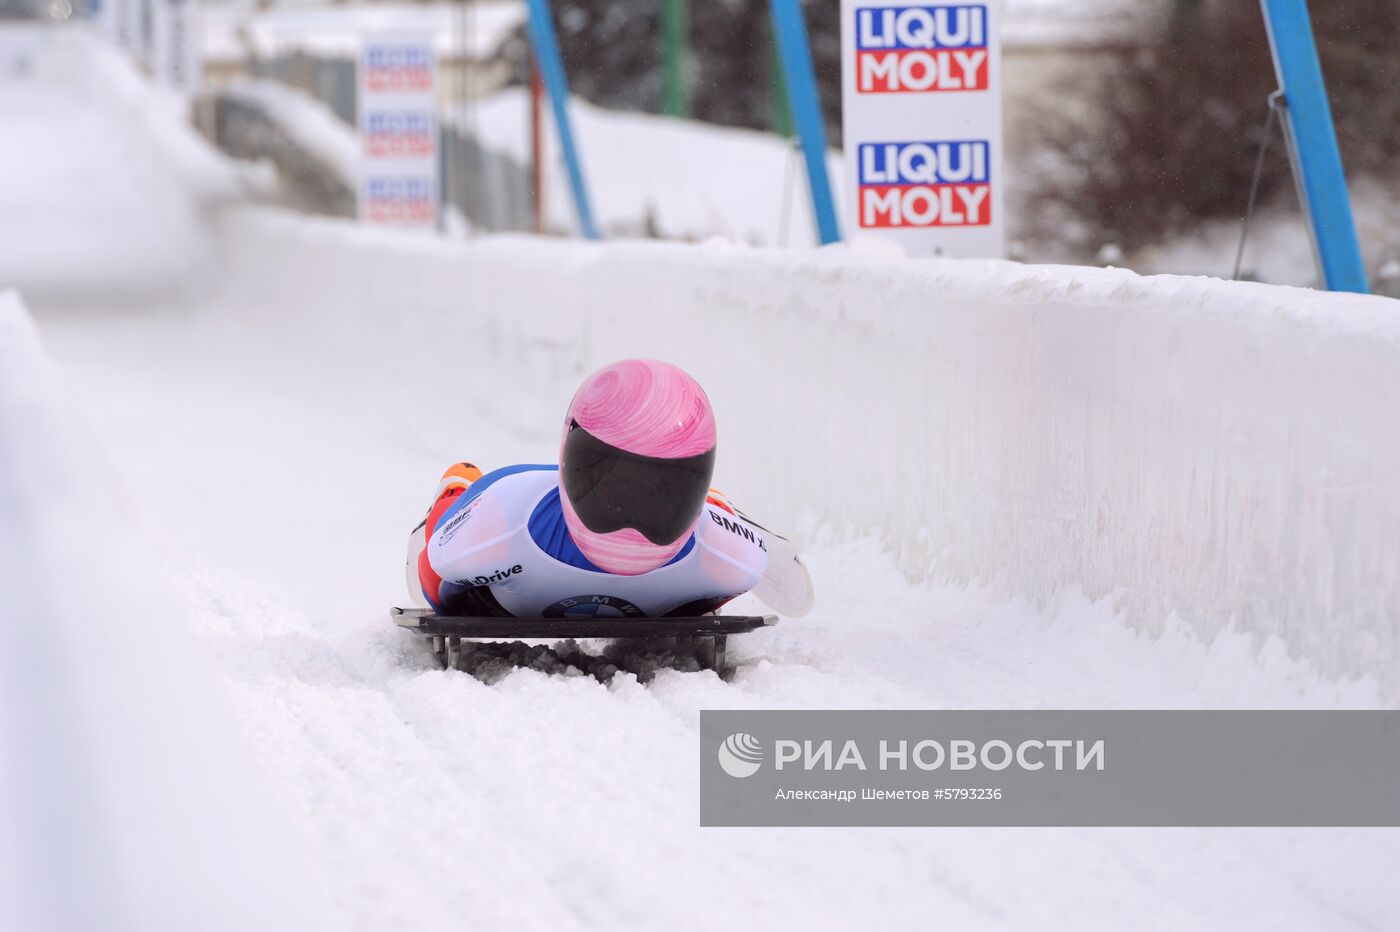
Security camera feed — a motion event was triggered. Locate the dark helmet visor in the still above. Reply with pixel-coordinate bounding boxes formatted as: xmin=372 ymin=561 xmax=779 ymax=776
xmin=561 ymin=419 xmax=716 ymax=545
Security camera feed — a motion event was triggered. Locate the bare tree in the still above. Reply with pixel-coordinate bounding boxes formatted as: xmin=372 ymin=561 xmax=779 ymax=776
xmin=1030 ymin=0 xmax=1400 ymax=255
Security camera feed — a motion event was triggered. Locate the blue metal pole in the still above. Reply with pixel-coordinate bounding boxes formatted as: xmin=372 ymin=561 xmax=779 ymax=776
xmin=524 ymin=0 xmax=600 ymax=239
xmin=770 ymin=0 xmax=841 ymax=245
xmin=1259 ymin=0 xmax=1367 ymax=293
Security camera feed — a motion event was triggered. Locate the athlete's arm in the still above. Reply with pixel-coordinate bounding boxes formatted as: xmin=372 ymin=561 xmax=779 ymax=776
xmin=705 ymin=490 xmax=815 ymax=617
xmin=426 ymin=494 xmax=508 ymax=587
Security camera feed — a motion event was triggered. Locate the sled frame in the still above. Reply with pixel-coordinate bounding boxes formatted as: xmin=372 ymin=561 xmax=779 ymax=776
xmin=390 ymin=607 xmax=777 ymax=674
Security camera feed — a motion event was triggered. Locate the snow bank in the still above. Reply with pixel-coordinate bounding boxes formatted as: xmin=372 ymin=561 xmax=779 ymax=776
xmin=466 ymin=88 xmax=845 ymax=246
xmin=0 ymin=291 xmax=326 ymax=930
xmin=0 ymin=29 xmax=240 ymax=301
xmin=1134 ymin=176 xmax=1400 ymax=291
xmin=220 ymin=78 xmax=361 ymax=182
xmin=221 ymin=212 xmax=1400 ymax=694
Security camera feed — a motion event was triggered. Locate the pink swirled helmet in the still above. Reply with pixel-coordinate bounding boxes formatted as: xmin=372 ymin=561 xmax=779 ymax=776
xmin=559 ymin=359 xmax=717 ymax=575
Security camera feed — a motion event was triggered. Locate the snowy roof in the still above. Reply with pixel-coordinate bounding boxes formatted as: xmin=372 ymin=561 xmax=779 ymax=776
xmin=202 ymin=0 xmax=527 ymax=64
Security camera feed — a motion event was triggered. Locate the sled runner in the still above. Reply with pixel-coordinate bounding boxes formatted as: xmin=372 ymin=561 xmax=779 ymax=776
xmin=390 ymin=607 xmax=777 ymax=674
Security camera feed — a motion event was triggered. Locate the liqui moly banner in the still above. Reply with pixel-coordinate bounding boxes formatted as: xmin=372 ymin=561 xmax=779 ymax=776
xmin=358 ymin=36 xmax=439 ymax=230
xmin=854 ymin=5 xmax=990 ymax=92
xmin=841 ymin=1 xmax=1004 ymax=258
xmin=857 ymin=140 xmax=991 ymax=228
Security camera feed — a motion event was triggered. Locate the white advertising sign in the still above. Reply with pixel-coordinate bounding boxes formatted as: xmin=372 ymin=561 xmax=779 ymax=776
xmin=358 ymin=36 xmax=440 ymax=230
xmin=151 ymin=0 xmax=201 ymax=93
xmin=841 ymin=0 xmax=1004 ymax=258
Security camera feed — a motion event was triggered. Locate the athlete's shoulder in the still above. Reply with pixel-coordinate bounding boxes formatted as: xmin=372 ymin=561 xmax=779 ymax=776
xmin=466 ymin=463 xmax=558 ymax=500
xmin=431 ymin=465 xmax=555 ymax=548
xmin=690 ymin=498 xmax=766 ymax=598
xmin=698 ymin=494 xmax=767 ymax=564
xmin=700 ymin=502 xmax=765 ymax=549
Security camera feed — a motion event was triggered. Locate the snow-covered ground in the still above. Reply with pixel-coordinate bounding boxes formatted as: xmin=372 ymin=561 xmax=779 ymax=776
xmin=5 ymin=26 xmax=1400 ymax=931
xmin=221 ymin=76 xmax=363 ymax=180
xmin=0 ymin=26 xmax=242 ymax=301
xmin=462 ymin=88 xmax=845 ymax=245
xmin=1133 ymin=175 xmax=1400 ymax=289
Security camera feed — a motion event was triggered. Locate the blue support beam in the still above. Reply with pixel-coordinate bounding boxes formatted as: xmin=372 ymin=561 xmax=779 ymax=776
xmin=770 ymin=0 xmax=841 ymax=245
xmin=524 ymin=0 xmax=600 ymax=240
xmin=1259 ymin=0 xmax=1367 ymax=293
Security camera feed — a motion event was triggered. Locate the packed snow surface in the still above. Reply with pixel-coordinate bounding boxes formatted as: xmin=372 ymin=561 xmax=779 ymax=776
xmin=0 ymin=291 xmax=328 ymax=932
xmin=5 ymin=25 xmax=1400 ymax=932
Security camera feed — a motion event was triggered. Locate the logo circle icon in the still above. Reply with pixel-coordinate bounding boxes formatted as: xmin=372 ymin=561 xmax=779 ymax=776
xmin=543 ymin=596 xmax=644 ymax=618
xmin=717 ymin=732 xmax=763 ymax=778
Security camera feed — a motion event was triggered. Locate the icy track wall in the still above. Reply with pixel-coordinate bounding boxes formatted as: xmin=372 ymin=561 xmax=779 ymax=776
xmin=226 ymin=214 xmax=1400 ymax=694
xmin=0 ymin=32 xmax=238 ymax=301
xmin=0 ymin=292 xmax=320 ymax=931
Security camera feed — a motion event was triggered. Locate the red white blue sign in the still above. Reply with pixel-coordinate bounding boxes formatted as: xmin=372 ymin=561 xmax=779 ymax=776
xmin=854 ymin=5 xmax=989 ymax=93
xmin=359 ymin=36 xmax=438 ymax=230
xmin=842 ymin=0 xmax=1003 ymax=257
xmin=363 ymin=177 xmax=437 ymax=225
xmin=857 ymin=141 xmax=991 ymax=228
xmin=363 ymin=44 xmax=434 ymax=93
xmin=364 ymin=111 xmax=437 ymax=159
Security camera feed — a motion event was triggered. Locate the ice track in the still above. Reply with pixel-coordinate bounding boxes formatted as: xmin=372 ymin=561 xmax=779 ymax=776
xmin=28 ymin=287 xmax=1394 ymax=931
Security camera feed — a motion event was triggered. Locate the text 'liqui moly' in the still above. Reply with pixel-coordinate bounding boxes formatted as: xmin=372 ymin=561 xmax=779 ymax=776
xmin=364 ymin=111 xmax=436 ymax=158
xmin=855 ymin=4 xmax=988 ymax=93
xmin=858 ymin=141 xmax=991 ymax=228
xmin=364 ymin=44 xmax=433 ymax=93
xmin=364 ymin=176 xmax=436 ymax=224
